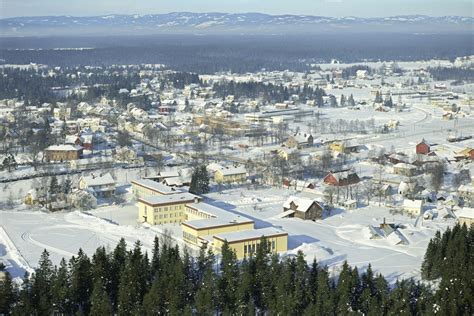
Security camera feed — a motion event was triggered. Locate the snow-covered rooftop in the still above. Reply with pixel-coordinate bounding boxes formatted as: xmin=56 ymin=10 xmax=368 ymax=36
xmin=139 ymin=192 xmax=199 ymax=206
xmin=213 ymin=227 xmax=288 ymax=243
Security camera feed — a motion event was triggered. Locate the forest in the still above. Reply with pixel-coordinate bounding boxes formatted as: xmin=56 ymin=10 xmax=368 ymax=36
xmin=0 ymin=223 xmax=472 ymax=315
xmin=1 ymin=33 xmax=472 ymax=73
xmin=212 ymin=81 xmax=326 ymax=105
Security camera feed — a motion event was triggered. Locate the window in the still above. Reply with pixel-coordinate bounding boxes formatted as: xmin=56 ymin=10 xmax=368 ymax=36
xmin=244 ymin=245 xmax=247 ymax=254
xmin=272 ymin=241 xmax=275 ymax=250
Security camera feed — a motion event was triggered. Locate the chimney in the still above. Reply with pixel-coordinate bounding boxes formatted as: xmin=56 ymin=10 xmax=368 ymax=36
xmin=194 ymin=197 xmax=199 ymax=204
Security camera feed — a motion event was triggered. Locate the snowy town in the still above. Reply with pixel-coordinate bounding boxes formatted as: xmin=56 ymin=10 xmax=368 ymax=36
xmin=1 ymin=55 xmax=472 ymax=286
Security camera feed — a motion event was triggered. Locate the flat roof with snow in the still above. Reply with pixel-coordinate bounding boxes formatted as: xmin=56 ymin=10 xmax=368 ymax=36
xmin=131 ymin=179 xmax=180 ymax=194
xmin=213 ymin=227 xmax=288 ymax=243
xmin=183 ymin=217 xmax=254 ymax=230
xmin=139 ymin=192 xmax=199 ymax=206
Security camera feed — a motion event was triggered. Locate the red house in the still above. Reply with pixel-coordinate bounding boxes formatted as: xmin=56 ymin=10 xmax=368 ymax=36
xmin=324 ymin=171 xmax=360 ymax=187
xmin=416 ymin=140 xmax=430 ymax=155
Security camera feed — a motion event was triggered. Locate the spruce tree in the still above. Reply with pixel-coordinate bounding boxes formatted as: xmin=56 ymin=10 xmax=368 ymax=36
xmin=110 ymin=238 xmax=127 ymax=310
xmin=0 ymin=271 xmax=15 ymax=315
xmin=336 ymin=261 xmax=352 ymax=315
xmin=217 ymin=241 xmax=239 ymax=314
xmin=69 ymin=249 xmax=93 ymax=315
xmin=51 ymin=258 xmax=72 ymax=314
xmin=90 ymin=279 xmax=112 ymax=316
xmin=31 ymin=249 xmax=54 ymax=315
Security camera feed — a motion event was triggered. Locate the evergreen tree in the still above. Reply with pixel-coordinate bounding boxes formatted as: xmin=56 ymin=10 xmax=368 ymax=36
xmin=62 ymin=178 xmax=72 ymax=195
xmin=315 ymin=267 xmax=334 ymax=315
xmin=49 ymin=176 xmax=60 ymax=196
xmin=50 ymin=258 xmax=72 ymax=314
xmin=217 ymin=241 xmax=239 ymax=314
xmin=69 ymin=249 xmax=93 ymax=315
xmin=189 ymin=165 xmax=210 ymax=195
xmin=110 ymin=238 xmax=127 ymax=310
xmin=336 ymin=261 xmax=353 ymax=315
xmin=348 ymin=94 xmax=356 ymax=107
xmin=90 ymin=279 xmax=112 ymax=316
xmin=0 ymin=271 xmax=15 ymax=315
xmin=340 ymin=94 xmax=346 ymax=107
xmin=117 ymin=241 xmax=148 ymax=315
xmin=30 ymin=249 xmax=54 ymax=315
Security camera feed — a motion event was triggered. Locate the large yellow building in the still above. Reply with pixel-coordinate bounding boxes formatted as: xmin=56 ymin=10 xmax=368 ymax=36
xmin=212 ymin=227 xmax=288 ymax=259
xmin=138 ymin=193 xmax=200 ymax=225
xmin=182 ymin=218 xmax=254 ymax=246
xmin=182 ymin=202 xmax=254 ymax=246
xmin=131 ymin=179 xmax=179 ymax=199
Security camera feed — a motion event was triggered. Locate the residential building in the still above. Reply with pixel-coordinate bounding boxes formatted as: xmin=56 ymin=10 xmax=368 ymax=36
xmin=69 ymin=156 xmax=114 ymax=171
xmin=402 ymin=199 xmax=424 ymax=216
xmin=214 ymin=165 xmax=247 ymax=184
xmin=285 ymin=133 xmax=314 ymax=149
xmin=277 ymin=147 xmax=297 ymax=161
xmin=324 ymin=170 xmax=360 ymax=186
xmin=416 ymin=140 xmax=430 ymax=155
xmin=393 ymin=163 xmax=417 ymax=177
xmin=79 ymin=173 xmax=116 ymax=198
xmin=282 ymin=196 xmax=323 ymax=220
xmin=455 ymin=208 xmax=474 ymax=227
xmin=458 ymin=184 xmax=474 ymax=205
xmin=44 ymin=144 xmax=83 ymax=162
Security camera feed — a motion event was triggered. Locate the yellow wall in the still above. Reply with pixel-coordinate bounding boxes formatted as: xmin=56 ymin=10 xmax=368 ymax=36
xmin=138 ymin=201 xmax=187 ymax=225
xmin=403 ymin=207 xmax=421 ymax=216
xmin=214 ymin=171 xmax=246 ymax=184
xmin=181 ymin=222 xmax=254 ymax=246
xmin=185 ymin=206 xmax=216 ymax=221
xmin=459 ymin=217 xmax=473 ymax=227
xmin=213 ymin=234 xmax=288 ymax=259
xmin=329 ymin=142 xmax=344 ymax=153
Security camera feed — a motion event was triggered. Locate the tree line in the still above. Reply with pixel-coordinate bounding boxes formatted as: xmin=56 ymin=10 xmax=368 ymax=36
xmin=0 ymin=223 xmax=472 ymax=315
xmin=212 ymin=81 xmax=325 ymax=105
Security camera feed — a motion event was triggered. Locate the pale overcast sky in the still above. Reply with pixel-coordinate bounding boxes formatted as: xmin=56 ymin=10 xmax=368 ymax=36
xmin=1 ymin=0 xmax=472 ymax=18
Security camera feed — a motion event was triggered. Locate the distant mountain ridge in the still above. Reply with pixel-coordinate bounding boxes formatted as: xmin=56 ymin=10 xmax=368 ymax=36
xmin=1 ymin=12 xmax=472 ymax=36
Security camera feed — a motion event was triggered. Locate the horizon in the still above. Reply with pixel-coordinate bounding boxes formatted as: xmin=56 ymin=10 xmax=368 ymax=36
xmin=1 ymin=11 xmax=474 ymax=20
xmin=1 ymin=0 xmax=472 ymax=19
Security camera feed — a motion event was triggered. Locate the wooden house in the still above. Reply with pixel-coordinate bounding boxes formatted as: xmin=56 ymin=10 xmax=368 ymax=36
xmin=282 ymin=196 xmax=323 ymax=220
xmin=324 ymin=170 xmax=360 ymax=187
xmin=416 ymin=140 xmax=430 ymax=155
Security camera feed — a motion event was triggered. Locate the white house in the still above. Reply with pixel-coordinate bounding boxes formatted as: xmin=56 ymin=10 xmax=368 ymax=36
xmin=402 ymin=199 xmax=424 ymax=216
xmin=79 ymin=173 xmax=116 ymax=198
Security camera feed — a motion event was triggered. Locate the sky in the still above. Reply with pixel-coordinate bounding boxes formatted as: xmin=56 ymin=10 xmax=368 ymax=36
xmin=1 ymin=0 xmax=472 ymax=19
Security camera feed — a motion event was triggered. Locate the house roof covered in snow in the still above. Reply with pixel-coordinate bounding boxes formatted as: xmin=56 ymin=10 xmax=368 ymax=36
xmin=81 ymin=173 xmax=115 ymax=187
xmin=217 ymin=165 xmax=247 ymax=176
xmin=455 ymin=208 xmax=474 ymax=219
xmin=403 ymin=199 xmax=423 ymax=209
xmin=283 ymin=196 xmax=319 ymax=213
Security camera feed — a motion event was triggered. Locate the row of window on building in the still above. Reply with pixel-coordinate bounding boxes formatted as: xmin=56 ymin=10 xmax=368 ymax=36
xmin=154 ymin=212 xmax=183 ymax=220
xmin=244 ymin=240 xmax=276 ymax=255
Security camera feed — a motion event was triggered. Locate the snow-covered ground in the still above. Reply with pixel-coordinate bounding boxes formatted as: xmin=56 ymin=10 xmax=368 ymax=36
xmin=0 ymin=185 xmax=455 ymax=283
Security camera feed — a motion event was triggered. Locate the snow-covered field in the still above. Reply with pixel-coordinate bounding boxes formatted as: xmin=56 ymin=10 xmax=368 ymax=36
xmin=0 ymin=185 xmax=455 ymax=283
